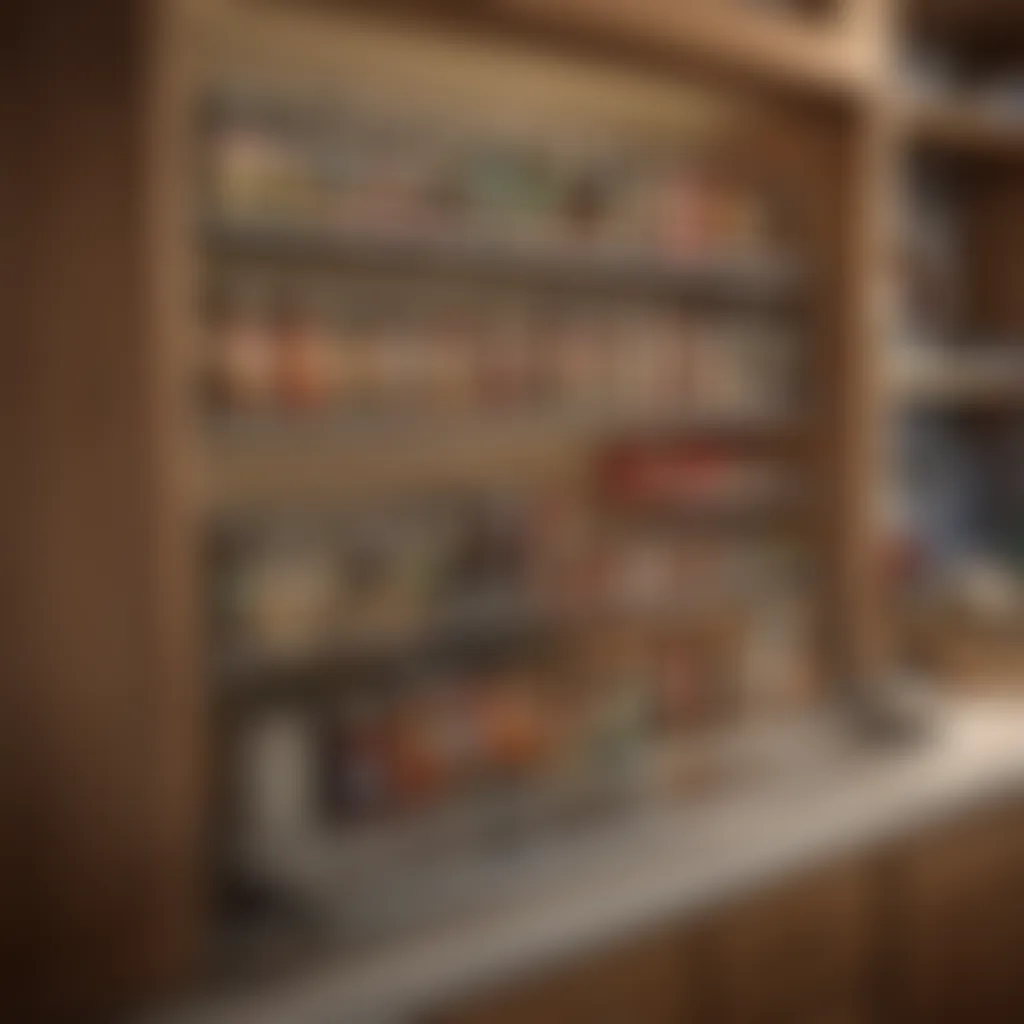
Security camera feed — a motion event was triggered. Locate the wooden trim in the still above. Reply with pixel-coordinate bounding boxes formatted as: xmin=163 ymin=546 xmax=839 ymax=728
xmin=286 ymin=0 xmax=887 ymax=102
xmin=1 ymin=1 xmax=204 ymax=1016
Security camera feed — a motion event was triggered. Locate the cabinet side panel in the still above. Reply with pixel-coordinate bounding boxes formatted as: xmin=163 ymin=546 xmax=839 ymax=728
xmin=0 ymin=2 xmax=202 ymax=1018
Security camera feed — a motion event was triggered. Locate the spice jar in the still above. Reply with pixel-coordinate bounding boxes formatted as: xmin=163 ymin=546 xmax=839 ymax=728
xmin=210 ymin=290 xmax=277 ymax=413
xmin=276 ymin=303 xmax=335 ymax=413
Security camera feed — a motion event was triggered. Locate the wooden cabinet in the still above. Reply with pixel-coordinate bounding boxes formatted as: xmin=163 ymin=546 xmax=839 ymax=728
xmin=443 ymin=863 xmax=880 ymax=1024
xmin=702 ymin=864 xmax=878 ymax=1024
xmin=441 ymin=926 xmax=698 ymax=1024
xmin=890 ymin=802 xmax=1024 ymax=1024
xmin=441 ymin=809 xmax=1024 ymax=1024
xmin=2 ymin=3 xmax=202 ymax=1019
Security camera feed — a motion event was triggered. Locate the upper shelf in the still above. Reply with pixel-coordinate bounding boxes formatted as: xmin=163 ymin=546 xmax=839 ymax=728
xmin=323 ymin=0 xmax=884 ymax=101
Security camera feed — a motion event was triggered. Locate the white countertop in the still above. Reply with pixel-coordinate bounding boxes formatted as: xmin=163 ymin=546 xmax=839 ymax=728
xmin=151 ymin=699 xmax=1024 ymax=1024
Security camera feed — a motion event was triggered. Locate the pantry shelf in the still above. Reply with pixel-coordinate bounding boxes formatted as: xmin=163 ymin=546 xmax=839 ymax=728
xmin=215 ymin=565 xmax=796 ymax=706
xmin=200 ymin=419 xmax=805 ymax=516
xmin=207 ymin=411 xmax=806 ymax=453
xmin=904 ymin=96 xmax=1024 ymax=164
xmin=194 ymin=35 xmax=830 ymax=968
xmin=233 ymin=733 xmax=727 ymax=951
xmin=203 ymin=220 xmax=805 ymax=310
xmin=890 ymin=343 xmax=1024 ymax=408
xmin=201 ymin=445 xmax=581 ymax=516
xmin=894 ymin=375 xmax=1024 ymax=409
xmin=216 ymin=601 xmax=562 ymax=706
xmin=611 ymin=499 xmax=805 ymax=536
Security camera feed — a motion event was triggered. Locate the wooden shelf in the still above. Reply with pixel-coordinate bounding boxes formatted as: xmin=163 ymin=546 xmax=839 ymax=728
xmin=207 ymin=411 xmax=805 ymax=455
xmin=607 ymin=493 xmax=805 ymax=538
xmin=217 ymin=597 xmax=560 ymax=704
xmin=216 ymin=579 xmax=785 ymax=705
xmin=203 ymin=431 xmax=804 ymax=520
xmin=904 ymin=95 xmax=1024 ymax=164
xmin=201 ymin=432 xmax=585 ymax=515
xmin=905 ymin=610 xmax=1024 ymax=688
xmin=890 ymin=342 xmax=1024 ymax=408
xmin=893 ymin=372 xmax=1024 ymax=408
xmin=205 ymin=220 xmax=805 ymax=311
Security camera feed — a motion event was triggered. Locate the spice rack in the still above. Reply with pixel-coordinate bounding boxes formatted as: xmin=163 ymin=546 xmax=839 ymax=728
xmin=5 ymin=0 xmax=890 ymax=1012
xmin=191 ymin=35 xmax=826 ymax=953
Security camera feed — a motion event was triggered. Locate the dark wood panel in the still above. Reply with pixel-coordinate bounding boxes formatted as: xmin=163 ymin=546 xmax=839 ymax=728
xmin=441 ymin=860 xmax=884 ymax=1024
xmin=0 ymin=2 xmax=203 ymax=1018
xmin=703 ymin=863 xmax=880 ymax=1024
xmin=435 ymin=801 xmax=1024 ymax=1024
xmin=964 ymin=170 xmax=1024 ymax=338
xmin=890 ymin=802 xmax=1024 ymax=1024
xmin=441 ymin=925 xmax=698 ymax=1024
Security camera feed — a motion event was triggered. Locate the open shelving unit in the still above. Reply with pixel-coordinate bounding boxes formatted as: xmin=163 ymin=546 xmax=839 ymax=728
xmin=889 ymin=0 xmax=1024 ymax=685
xmin=20 ymin=0 xmax=1024 ymax=1017
xmin=192 ymin=16 xmax=832 ymax=960
xmin=5 ymin=0 xmax=891 ymax=1017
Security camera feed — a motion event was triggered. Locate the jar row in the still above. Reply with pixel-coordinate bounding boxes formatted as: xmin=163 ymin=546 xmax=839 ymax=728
xmin=212 ymin=493 xmax=801 ymax=666
xmin=233 ymin=603 xmax=815 ymax=849
xmin=207 ymin=292 xmax=799 ymax=423
xmin=205 ymin=88 xmax=795 ymax=264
